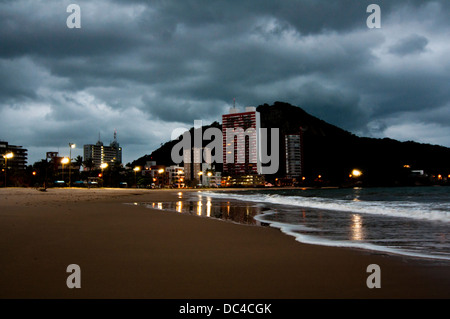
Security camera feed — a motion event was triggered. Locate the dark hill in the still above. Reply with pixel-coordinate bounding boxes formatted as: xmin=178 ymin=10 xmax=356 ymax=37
xmin=133 ymin=102 xmax=450 ymax=186
xmin=131 ymin=121 xmax=223 ymax=170
xmin=258 ymin=101 xmax=450 ymax=186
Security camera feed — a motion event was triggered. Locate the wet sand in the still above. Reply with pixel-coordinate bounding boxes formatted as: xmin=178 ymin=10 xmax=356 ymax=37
xmin=0 ymin=187 xmax=449 ymax=298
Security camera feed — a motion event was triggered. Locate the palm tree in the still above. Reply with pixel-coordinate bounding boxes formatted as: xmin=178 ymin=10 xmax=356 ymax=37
xmin=74 ymin=155 xmax=83 ymax=169
xmin=82 ymin=158 xmax=95 ymax=172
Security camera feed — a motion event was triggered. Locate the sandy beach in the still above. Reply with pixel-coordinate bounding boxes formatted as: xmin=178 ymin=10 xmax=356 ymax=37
xmin=0 ymin=187 xmax=449 ymax=299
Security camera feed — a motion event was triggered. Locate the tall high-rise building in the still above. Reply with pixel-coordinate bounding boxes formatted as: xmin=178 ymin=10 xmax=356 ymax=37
xmin=222 ymin=106 xmax=261 ymax=176
xmin=83 ymin=132 xmax=122 ymax=168
xmin=183 ymin=147 xmax=212 ymax=182
xmin=0 ymin=141 xmax=28 ymax=170
xmin=284 ymin=132 xmax=303 ymax=178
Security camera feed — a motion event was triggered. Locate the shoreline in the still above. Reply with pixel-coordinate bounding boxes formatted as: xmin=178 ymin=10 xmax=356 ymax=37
xmin=0 ymin=187 xmax=449 ymax=298
xmin=139 ymin=188 xmax=450 ymax=263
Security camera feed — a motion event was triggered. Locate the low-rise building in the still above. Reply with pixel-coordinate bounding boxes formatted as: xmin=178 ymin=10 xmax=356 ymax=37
xmin=0 ymin=141 xmax=28 ymax=170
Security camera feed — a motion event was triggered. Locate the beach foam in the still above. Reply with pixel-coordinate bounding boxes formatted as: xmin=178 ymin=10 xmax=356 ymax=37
xmin=203 ymin=191 xmax=450 ymax=223
xmin=200 ymin=190 xmax=450 ymax=261
xmin=253 ymin=210 xmax=450 ymax=261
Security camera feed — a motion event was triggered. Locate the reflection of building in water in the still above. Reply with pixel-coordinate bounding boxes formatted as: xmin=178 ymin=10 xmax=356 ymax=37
xmin=176 ymin=201 xmax=182 ymax=213
xmin=351 ymin=214 xmax=364 ymax=241
xmin=150 ymin=198 xmax=263 ymax=225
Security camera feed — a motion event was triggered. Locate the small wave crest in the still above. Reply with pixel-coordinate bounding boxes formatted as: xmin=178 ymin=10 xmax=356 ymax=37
xmin=202 ymin=191 xmax=450 ymax=223
xmin=254 ymin=210 xmax=450 ymax=261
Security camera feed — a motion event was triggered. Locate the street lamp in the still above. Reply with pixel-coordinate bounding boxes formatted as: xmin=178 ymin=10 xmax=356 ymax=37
xmin=3 ymin=152 xmax=13 ymax=187
xmin=207 ymin=171 xmax=212 ymax=187
xmin=100 ymin=163 xmax=108 ymax=187
xmin=61 ymin=157 xmax=70 ymax=185
xmin=134 ymin=166 xmax=141 ymax=187
xmin=351 ymin=169 xmax=362 ymax=178
xmin=198 ymin=171 xmax=203 ymax=186
xmin=69 ymin=143 xmax=76 ymax=187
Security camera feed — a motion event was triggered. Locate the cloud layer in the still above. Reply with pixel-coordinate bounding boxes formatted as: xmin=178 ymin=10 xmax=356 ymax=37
xmin=1 ymin=0 xmax=449 ymax=164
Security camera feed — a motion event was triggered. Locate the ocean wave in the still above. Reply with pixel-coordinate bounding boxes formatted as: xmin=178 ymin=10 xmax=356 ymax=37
xmin=253 ymin=211 xmax=450 ymax=261
xmin=202 ymin=191 xmax=450 ymax=223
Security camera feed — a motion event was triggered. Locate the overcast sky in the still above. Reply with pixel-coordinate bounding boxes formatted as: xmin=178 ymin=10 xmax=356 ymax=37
xmin=1 ymin=0 xmax=449 ymax=165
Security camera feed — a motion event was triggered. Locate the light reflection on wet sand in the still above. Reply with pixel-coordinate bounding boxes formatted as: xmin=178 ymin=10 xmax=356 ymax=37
xmin=142 ymin=195 xmax=267 ymax=226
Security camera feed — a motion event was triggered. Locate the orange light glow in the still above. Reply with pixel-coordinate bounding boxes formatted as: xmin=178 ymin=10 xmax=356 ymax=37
xmin=351 ymin=169 xmax=362 ymax=177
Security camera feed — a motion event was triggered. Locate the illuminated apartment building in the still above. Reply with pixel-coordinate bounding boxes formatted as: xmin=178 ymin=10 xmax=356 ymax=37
xmin=284 ymin=132 xmax=303 ymax=178
xmin=222 ymin=106 xmax=261 ymax=176
xmin=83 ymin=132 xmax=122 ymax=168
xmin=0 ymin=141 xmax=28 ymax=170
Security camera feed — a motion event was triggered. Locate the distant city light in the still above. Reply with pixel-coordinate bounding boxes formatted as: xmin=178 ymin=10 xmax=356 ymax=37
xmin=134 ymin=167 xmax=141 ymax=172
xmin=100 ymin=163 xmax=108 ymax=169
xmin=61 ymin=157 xmax=70 ymax=164
xmin=352 ymin=169 xmax=362 ymax=177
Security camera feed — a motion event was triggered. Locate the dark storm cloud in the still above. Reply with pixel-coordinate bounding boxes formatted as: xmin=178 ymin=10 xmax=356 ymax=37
xmin=389 ymin=34 xmax=429 ymax=56
xmin=0 ymin=0 xmax=449 ymax=164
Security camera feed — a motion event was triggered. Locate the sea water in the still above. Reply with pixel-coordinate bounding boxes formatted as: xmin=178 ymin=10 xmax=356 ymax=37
xmin=200 ymin=186 xmax=450 ymax=261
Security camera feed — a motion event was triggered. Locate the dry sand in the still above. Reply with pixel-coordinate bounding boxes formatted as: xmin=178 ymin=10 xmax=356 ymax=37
xmin=0 ymin=187 xmax=449 ymax=299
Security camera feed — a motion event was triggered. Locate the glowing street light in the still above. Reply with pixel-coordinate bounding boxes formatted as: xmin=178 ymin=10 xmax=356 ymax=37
xmin=206 ymin=171 xmax=213 ymax=187
xmin=134 ymin=166 xmax=141 ymax=187
xmin=351 ymin=169 xmax=362 ymax=178
xmin=100 ymin=163 xmax=108 ymax=187
xmin=61 ymin=157 xmax=70 ymax=184
xmin=68 ymin=143 xmax=76 ymax=187
xmin=3 ymin=152 xmax=13 ymax=187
